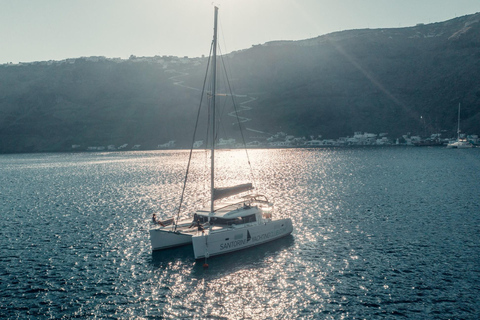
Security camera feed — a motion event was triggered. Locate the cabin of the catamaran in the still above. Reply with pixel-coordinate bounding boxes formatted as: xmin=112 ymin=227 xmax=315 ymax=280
xmin=210 ymin=214 xmax=256 ymax=226
xmin=175 ymin=193 xmax=272 ymax=228
xmin=193 ymin=211 xmax=258 ymax=226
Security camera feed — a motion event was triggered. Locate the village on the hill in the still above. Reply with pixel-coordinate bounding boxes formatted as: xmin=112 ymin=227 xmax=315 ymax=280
xmin=74 ymin=130 xmax=479 ymax=151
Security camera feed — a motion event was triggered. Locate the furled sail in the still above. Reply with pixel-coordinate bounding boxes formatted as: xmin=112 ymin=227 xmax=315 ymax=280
xmin=213 ymin=183 xmax=253 ymax=201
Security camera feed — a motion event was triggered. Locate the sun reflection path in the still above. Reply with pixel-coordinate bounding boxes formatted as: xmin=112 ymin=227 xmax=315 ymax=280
xmin=150 ymin=241 xmax=346 ymax=319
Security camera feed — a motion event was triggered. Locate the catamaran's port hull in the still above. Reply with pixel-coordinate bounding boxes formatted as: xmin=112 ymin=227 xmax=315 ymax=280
xmin=150 ymin=229 xmax=193 ymax=251
xmin=192 ymin=218 xmax=293 ymax=259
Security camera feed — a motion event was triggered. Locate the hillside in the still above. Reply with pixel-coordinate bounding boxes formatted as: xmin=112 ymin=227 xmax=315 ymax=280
xmin=1 ymin=13 xmax=479 ymax=153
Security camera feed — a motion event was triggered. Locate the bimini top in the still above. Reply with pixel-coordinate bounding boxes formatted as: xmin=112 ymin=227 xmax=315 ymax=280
xmin=213 ymin=183 xmax=253 ymax=201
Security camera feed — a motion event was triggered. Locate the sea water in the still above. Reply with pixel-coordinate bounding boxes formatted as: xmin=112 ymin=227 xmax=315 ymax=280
xmin=1 ymin=147 xmax=479 ymax=319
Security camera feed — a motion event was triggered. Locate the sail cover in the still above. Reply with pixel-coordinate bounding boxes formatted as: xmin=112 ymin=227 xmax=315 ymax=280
xmin=213 ymin=183 xmax=253 ymax=201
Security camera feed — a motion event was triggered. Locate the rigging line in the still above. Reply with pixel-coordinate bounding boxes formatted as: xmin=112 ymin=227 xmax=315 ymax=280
xmin=216 ymin=86 xmax=228 ymax=141
xmin=213 ymin=30 xmax=231 ymax=146
xmin=174 ymin=41 xmax=214 ymax=231
xmin=212 ymin=65 xmax=225 ymax=144
xmin=215 ymin=48 xmax=228 ymax=143
xmin=218 ymin=48 xmax=258 ymax=189
xmin=204 ymin=84 xmax=211 ymax=207
xmin=217 ymin=95 xmax=229 ymax=145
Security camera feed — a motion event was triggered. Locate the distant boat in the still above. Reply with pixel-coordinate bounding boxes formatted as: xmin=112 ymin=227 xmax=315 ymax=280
xmin=149 ymin=6 xmax=293 ymax=259
xmin=446 ymin=103 xmax=473 ymax=148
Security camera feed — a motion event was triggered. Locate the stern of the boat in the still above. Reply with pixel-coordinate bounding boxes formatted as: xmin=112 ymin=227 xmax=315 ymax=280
xmin=192 ymin=218 xmax=293 ymax=259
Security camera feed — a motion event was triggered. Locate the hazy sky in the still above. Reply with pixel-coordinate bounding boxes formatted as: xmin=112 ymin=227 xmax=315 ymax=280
xmin=1 ymin=0 xmax=479 ymax=64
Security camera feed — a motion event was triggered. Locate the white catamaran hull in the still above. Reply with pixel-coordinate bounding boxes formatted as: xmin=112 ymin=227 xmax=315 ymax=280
xmin=446 ymin=141 xmax=473 ymax=148
xmin=192 ymin=218 xmax=293 ymax=259
xmin=149 ymin=229 xmax=193 ymax=251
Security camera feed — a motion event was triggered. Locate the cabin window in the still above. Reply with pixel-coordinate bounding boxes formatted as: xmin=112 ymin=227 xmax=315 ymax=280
xmin=206 ymin=217 xmax=241 ymax=226
xmin=204 ymin=215 xmax=257 ymax=226
xmin=241 ymin=214 xmax=256 ymax=223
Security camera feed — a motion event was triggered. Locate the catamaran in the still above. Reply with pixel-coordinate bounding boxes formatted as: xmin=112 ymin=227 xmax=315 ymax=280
xmin=149 ymin=6 xmax=293 ymax=259
xmin=446 ymin=103 xmax=473 ymax=148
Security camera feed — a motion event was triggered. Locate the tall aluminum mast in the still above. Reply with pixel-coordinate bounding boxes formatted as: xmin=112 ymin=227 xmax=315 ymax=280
xmin=210 ymin=6 xmax=218 ymax=214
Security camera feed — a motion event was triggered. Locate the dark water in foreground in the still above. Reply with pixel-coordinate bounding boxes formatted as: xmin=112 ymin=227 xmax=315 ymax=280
xmin=1 ymin=148 xmax=479 ymax=319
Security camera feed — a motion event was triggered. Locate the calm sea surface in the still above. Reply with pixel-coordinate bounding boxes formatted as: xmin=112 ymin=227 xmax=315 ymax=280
xmin=1 ymin=147 xmax=479 ymax=319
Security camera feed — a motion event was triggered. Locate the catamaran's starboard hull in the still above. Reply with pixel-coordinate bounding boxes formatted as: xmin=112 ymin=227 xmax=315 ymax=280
xmin=149 ymin=229 xmax=193 ymax=251
xmin=192 ymin=218 xmax=293 ymax=259
xmin=447 ymin=143 xmax=473 ymax=148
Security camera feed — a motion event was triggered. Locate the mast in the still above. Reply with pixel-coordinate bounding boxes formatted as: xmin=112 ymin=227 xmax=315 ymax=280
xmin=457 ymin=103 xmax=461 ymax=140
xmin=210 ymin=6 xmax=218 ymax=214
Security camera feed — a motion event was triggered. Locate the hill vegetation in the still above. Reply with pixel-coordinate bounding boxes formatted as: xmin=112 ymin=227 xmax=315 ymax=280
xmin=1 ymin=13 xmax=479 ymax=153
